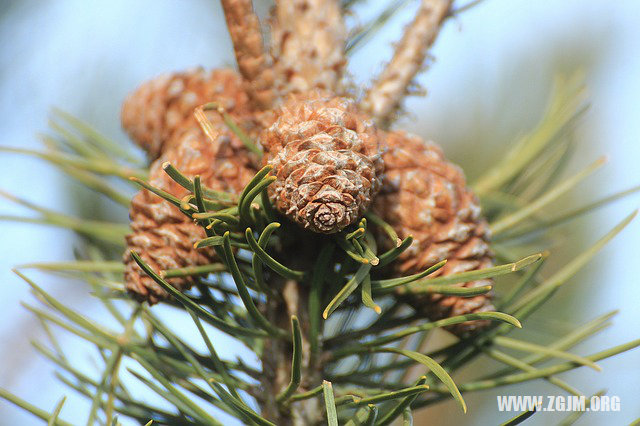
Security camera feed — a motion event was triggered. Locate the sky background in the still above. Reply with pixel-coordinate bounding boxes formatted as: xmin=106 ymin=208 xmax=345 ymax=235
xmin=1 ymin=1 xmax=639 ymax=425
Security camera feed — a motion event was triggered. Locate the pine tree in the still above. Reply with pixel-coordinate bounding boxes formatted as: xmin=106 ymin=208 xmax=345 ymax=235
xmin=1 ymin=1 xmax=639 ymax=425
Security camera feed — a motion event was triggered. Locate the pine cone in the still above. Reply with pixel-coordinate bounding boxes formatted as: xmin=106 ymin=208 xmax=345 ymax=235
xmin=121 ymin=68 xmax=257 ymax=159
xmin=123 ymin=69 xmax=257 ymax=303
xmin=373 ymin=131 xmax=494 ymax=335
xmin=260 ymin=92 xmax=384 ymax=233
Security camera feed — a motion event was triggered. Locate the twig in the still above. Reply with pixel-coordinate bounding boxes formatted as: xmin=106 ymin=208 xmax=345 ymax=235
xmin=272 ymin=0 xmax=347 ymax=93
xmin=220 ymin=0 xmax=275 ymax=108
xmin=362 ymin=0 xmax=452 ymax=125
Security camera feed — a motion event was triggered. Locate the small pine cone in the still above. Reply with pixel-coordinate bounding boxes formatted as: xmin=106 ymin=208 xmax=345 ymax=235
xmin=260 ymin=92 xmax=384 ymax=233
xmin=121 ymin=68 xmax=257 ymax=159
xmin=125 ymin=129 xmax=257 ymax=303
xmin=124 ymin=69 xmax=257 ymax=303
xmin=373 ymin=131 xmax=495 ymax=336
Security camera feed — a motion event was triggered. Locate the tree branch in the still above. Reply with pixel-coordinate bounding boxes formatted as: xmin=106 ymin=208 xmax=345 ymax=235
xmin=362 ymin=0 xmax=452 ymax=125
xmin=220 ymin=0 xmax=275 ymax=109
xmin=272 ymin=0 xmax=347 ymax=94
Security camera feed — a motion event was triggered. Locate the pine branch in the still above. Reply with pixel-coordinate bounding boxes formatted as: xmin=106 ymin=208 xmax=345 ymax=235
xmin=220 ymin=0 xmax=275 ymax=109
xmin=362 ymin=0 xmax=453 ymax=125
xmin=2 ymin=14 xmax=640 ymax=426
xmin=272 ymin=0 xmax=347 ymax=93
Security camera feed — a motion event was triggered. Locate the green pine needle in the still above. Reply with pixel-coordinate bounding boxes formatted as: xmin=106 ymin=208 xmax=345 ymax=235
xmin=493 ymin=335 xmax=601 ymax=371
xmin=499 ymin=408 xmax=536 ymax=426
xmin=323 ymin=263 xmax=371 ymax=319
xmin=323 ymin=381 xmax=339 ymax=426
xmin=376 ymin=377 xmax=429 ymax=426
xmin=0 ymin=388 xmax=72 ymax=426
xmin=130 ymin=251 xmax=268 ymax=338
xmin=276 ymin=316 xmax=303 ymax=402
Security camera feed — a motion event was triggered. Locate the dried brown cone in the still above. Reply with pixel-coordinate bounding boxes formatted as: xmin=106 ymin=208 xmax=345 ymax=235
xmin=123 ymin=69 xmax=258 ymax=303
xmin=121 ymin=68 xmax=257 ymax=159
xmin=260 ymin=92 xmax=384 ymax=233
xmin=373 ymin=131 xmax=495 ymax=335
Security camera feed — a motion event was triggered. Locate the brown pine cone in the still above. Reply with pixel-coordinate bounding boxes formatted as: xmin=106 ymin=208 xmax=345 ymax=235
xmin=259 ymin=92 xmax=384 ymax=233
xmin=121 ymin=68 xmax=257 ymax=159
xmin=373 ymin=131 xmax=495 ymax=335
xmin=123 ymin=69 xmax=258 ymax=304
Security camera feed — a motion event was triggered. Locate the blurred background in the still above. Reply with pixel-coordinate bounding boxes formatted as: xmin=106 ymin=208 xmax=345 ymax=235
xmin=0 ymin=0 xmax=638 ymax=424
